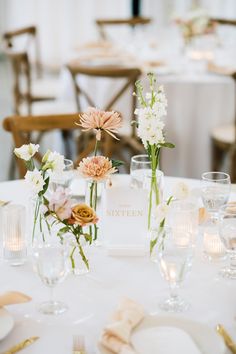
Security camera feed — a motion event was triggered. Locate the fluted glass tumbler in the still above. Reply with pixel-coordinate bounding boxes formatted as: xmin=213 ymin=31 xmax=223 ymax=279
xmin=2 ymin=204 xmax=27 ymax=266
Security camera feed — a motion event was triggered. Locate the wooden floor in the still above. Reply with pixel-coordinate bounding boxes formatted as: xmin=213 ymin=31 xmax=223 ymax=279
xmin=0 ymin=58 xmax=13 ymax=181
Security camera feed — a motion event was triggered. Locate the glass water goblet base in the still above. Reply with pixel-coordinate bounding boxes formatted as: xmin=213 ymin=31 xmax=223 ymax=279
xmin=37 ymin=300 xmax=68 ymax=315
xmin=219 ymin=267 xmax=236 ymax=280
xmin=159 ymin=296 xmax=189 ymax=313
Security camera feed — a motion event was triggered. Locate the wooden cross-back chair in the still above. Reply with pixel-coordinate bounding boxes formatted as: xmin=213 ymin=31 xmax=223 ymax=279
xmin=66 ymin=63 xmax=145 ymax=166
xmin=2 ymin=114 xmax=90 ymax=179
xmin=95 ymin=17 xmax=151 ymax=40
xmin=5 ymin=51 xmax=55 ymax=115
xmin=3 ymin=25 xmax=42 ymax=78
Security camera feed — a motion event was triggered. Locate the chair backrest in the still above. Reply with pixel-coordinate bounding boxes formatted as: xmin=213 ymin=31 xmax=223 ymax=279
xmin=66 ymin=63 xmax=141 ymax=136
xmin=96 ymin=17 xmax=151 ymax=40
xmin=3 ymin=114 xmax=81 ymax=178
xmin=5 ymin=51 xmax=32 ymax=115
xmin=3 ymin=25 xmax=42 ymax=77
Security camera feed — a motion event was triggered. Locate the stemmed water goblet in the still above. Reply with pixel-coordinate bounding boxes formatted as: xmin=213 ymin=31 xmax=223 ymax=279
xmin=218 ymin=203 xmax=236 ymax=279
xmin=157 ymin=230 xmax=193 ymax=312
xmin=33 ymin=242 xmax=68 ymax=315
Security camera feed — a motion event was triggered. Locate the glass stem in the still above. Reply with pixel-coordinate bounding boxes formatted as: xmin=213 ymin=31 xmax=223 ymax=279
xmin=169 ymin=284 xmax=178 ymax=301
xmin=49 ymin=287 xmax=54 ymax=304
xmin=229 ymin=253 xmax=236 ymax=270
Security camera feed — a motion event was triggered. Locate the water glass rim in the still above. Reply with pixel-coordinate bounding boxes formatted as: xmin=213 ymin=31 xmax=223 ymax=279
xmin=131 ymin=154 xmax=150 ymax=164
xmin=201 ymin=171 xmax=230 ymax=182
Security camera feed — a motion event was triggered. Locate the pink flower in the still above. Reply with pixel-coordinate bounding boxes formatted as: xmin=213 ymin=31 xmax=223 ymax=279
xmin=77 ymin=107 xmax=122 ymax=141
xmin=48 ymin=187 xmax=73 ymax=220
xmin=77 ymin=156 xmax=116 ymax=181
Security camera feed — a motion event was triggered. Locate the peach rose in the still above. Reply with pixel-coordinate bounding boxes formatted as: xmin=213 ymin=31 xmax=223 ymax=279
xmin=71 ymin=204 xmax=98 ymax=227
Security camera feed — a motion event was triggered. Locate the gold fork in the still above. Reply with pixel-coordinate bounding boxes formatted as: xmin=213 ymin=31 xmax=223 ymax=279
xmin=72 ymin=335 xmax=87 ymax=354
xmin=2 ymin=336 xmax=39 ymax=354
xmin=216 ymin=324 xmax=236 ymax=354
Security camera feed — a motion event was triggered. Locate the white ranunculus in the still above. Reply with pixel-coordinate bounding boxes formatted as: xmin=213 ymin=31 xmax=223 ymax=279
xmin=14 ymin=143 xmax=39 ymax=161
xmin=46 ymin=151 xmax=65 ymax=173
xmin=172 ymin=182 xmax=190 ymax=200
xmin=24 ymin=169 xmax=45 ymax=194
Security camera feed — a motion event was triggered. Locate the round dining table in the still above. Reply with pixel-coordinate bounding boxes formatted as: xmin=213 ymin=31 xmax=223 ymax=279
xmin=0 ymin=175 xmax=235 ymax=353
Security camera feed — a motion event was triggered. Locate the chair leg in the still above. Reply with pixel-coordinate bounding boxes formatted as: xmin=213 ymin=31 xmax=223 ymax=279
xmin=211 ymin=139 xmax=225 ymax=171
xmin=230 ymin=146 xmax=236 ymax=183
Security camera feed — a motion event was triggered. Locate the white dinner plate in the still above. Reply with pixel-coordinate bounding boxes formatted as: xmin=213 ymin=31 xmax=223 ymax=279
xmin=98 ymin=315 xmax=226 ymax=354
xmin=0 ymin=308 xmax=14 ymax=341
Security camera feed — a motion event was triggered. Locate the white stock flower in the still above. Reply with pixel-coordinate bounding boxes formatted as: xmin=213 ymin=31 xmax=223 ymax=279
xmin=172 ymin=182 xmax=189 ymax=200
xmin=44 ymin=151 xmax=65 ymax=173
xmin=24 ymin=169 xmax=45 ymax=194
xmin=14 ymin=143 xmax=39 ymax=161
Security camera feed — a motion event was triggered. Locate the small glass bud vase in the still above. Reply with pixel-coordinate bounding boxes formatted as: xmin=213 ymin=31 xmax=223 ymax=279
xmin=85 ymin=179 xmax=105 ymax=244
xmin=143 ymin=170 xmax=164 ymax=231
xmin=68 ymin=237 xmax=91 ymax=276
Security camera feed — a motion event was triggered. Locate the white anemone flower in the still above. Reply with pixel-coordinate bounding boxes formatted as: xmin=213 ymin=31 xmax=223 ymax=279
xmin=14 ymin=143 xmax=39 ymax=161
xmin=24 ymin=169 xmax=45 ymax=194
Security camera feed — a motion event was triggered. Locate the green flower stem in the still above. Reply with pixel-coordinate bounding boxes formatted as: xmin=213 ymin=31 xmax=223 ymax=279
xmin=70 ymin=246 xmax=76 ymax=269
xmin=89 ymin=180 xmax=99 ymax=241
xmin=148 ymin=145 xmax=160 ymax=230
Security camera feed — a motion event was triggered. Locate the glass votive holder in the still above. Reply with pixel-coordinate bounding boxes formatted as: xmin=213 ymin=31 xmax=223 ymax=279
xmin=169 ymin=199 xmax=199 ymax=247
xmin=203 ymin=219 xmax=226 ymax=261
xmin=2 ymin=204 xmax=27 ymax=266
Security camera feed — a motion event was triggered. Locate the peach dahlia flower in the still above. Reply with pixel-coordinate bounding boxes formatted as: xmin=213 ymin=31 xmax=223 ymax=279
xmin=77 ymin=107 xmax=122 ymax=141
xmin=77 ymin=156 xmax=116 ymax=181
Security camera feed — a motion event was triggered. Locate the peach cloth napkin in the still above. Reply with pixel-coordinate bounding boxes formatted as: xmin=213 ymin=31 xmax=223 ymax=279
xmin=99 ymin=298 xmax=144 ymax=354
xmin=0 ymin=291 xmax=31 ymax=307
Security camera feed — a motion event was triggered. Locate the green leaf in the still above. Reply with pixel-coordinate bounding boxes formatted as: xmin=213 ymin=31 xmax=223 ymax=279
xmin=131 ymin=120 xmax=138 ymax=127
xmin=159 ymin=218 xmax=165 ymax=228
xmin=150 ymin=237 xmax=158 ymax=255
xmin=167 ymin=196 xmax=173 ymax=205
xmin=83 ymin=233 xmax=92 ymax=243
xmin=159 ymin=142 xmax=175 ymax=149
xmin=57 ymin=226 xmax=70 ymax=238
xmin=112 ymin=159 xmax=124 ymax=168
xmin=38 ymin=176 xmax=50 ymax=197
xmin=43 ymin=196 xmax=49 ymax=205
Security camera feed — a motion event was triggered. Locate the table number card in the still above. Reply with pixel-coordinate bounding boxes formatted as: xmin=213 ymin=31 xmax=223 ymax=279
xmin=102 ymin=178 xmax=149 ymax=256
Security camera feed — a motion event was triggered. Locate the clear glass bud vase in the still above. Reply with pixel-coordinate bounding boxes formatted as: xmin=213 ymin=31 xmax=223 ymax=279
xmin=143 ymin=170 xmax=164 ymax=232
xmin=85 ymin=179 xmax=105 ymax=244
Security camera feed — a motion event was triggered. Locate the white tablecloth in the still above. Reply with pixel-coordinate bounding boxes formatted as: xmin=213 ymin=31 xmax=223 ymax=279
xmin=0 ymin=175 xmax=235 ymax=353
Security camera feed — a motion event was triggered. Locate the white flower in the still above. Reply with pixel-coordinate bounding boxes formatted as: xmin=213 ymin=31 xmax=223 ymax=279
xmin=155 ymin=203 xmax=169 ymax=224
xmin=43 ymin=151 xmax=65 ymax=173
xmin=14 ymin=143 xmax=39 ymax=161
xmin=24 ymin=169 xmax=45 ymax=194
xmin=172 ymin=182 xmax=189 ymax=200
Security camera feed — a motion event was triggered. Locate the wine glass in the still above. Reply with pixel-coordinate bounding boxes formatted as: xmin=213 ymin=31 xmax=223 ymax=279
xmin=218 ymin=203 xmax=236 ymax=279
xmin=33 ymin=243 xmax=68 ymax=315
xmin=157 ymin=231 xmax=193 ymax=312
xmin=130 ymin=154 xmax=151 ymax=188
xmin=50 ymin=158 xmax=74 ymax=192
xmin=201 ymin=172 xmax=231 ymax=220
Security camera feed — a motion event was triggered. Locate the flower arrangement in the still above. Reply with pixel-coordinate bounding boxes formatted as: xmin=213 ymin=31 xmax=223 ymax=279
xmin=174 ymin=8 xmax=216 ymax=45
xmin=14 ymin=144 xmax=97 ymax=269
xmin=134 ymin=73 xmax=174 ymax=230
xmin=77 ymin=107 xmax=123 ymax=241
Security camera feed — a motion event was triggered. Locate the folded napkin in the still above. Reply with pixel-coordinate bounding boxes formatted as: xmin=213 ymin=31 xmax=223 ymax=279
xmin=131 ymin=326 xmax=202 ymax=354
xmin=99 ymin=298 xmax=144 ymax=354
xmin=0 ymin=291 xmax=31 ymax=307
